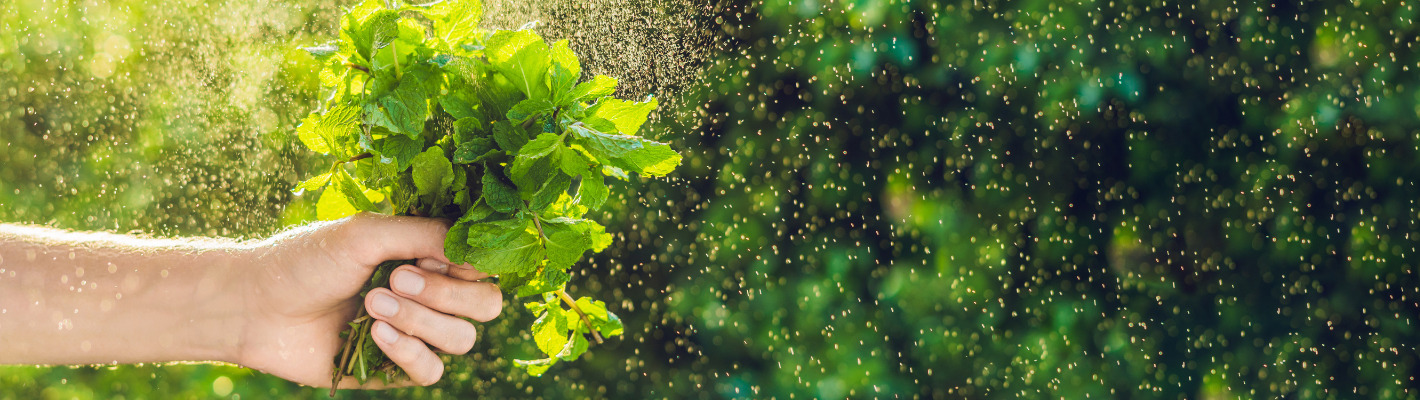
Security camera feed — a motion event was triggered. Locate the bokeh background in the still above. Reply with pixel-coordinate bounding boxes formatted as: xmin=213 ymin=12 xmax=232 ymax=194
xmin=3 ymin=0 xmax=1420 ymax=398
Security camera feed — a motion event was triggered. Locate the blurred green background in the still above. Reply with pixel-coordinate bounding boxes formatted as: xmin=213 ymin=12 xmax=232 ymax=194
xmin=4 ymin=0 xmax=1420 ymax=399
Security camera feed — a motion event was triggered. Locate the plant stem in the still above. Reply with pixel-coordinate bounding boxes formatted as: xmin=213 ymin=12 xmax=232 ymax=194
xmin=557 ymin=289 xmax=603 ymax=344
xmin=392 ymin=42 xmax=401 ymax=79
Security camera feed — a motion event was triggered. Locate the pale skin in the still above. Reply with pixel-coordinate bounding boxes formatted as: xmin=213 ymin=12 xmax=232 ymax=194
xmin=0 ymin=213 xmax=502 ymax=389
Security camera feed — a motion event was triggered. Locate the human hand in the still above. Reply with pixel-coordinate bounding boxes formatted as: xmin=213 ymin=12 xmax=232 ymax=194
xmin=233 ymin=213 xmax=503 ymax=389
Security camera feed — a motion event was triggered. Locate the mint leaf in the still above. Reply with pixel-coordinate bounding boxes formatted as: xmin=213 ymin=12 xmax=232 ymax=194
xmin=569 ymin=124 xmax=643 ymax=159
xmin=317 ymin=184 xmax=358 ymax=220
xmin=485 ymin=29 xmax=550 ymax=101
xmin=427 ymin=0 xmax=482 ymax=48
xmin=333 ymin=167 xmax=381 ymax=213
xmin=515 ymin=267 xmax=570 ymax=298
xmin=412 ymin=146 xmax=454 ymax=197
xmin=381 ymin=74 xmax=430 ymax=136
xmin=374 ymin=134 xmax=423 ymax=170
xmin=576 ymin=173 xmax=608 ymax=210
xmin=555 ymin=145 xmax=591 ymax=178
xmin=607 ymin=140 xmax=681 ymax=177
xmin=466 ymin=218 xmax=530 ymax=249
xmin=510 ymin=133 xmax=560 ymax=179
xmin=294 ymin=172 xmax=332 ymax=194
xmin=480 ymin=169 xmax=521 ymax=213
xmin=465 ymin=218 xmax=543 ymax=276
xmin=493 ymin=120 xmax=529 ymax=154
xmin=297 ymin=105 xmax=361 ymax=157
xmin=445 ymin=218 xmax=474 ymax=265
xmin=507 ymin=98 xmax=554 ymax=121
xmin=301 ymin=43 xmax=341 ymax=60
xmin=562 ymin=75 xmax=617 ymax=106
xmin=542 ymin=218 xmax=590 ymax=270
xmin=548 ymin=40 xmax=580 ymax=104
xmin=530 ymin=172 xmax=571 ymax=212
xmin=454 ymin=137 xmax=499 ymax=164
xmin=532 ymin=307 xmax=570 ymax=357
xmin=441 ymin=94 xmax=479 ymax=120
xmin=589 ymin=97 xmax=657 ymax=135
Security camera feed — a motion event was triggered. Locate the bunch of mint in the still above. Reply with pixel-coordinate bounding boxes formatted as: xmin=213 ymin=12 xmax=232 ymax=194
xmin=290 ymin=0 xmax=680 ymax=392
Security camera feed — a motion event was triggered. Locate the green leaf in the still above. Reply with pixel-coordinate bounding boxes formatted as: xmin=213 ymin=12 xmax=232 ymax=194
xmin=374 ymin=134 xmax=423 ymax=170
xmin=465 ymin=219 xmax=544 ymax=276
xmin=510 ymin=156 xmax=554 ymax=197
xmin=294 ymin=172 xmax=332 ymax=194
xmin=507 ymin=97 xmax=554 ymax=121
xmin=351 ymin=9 xmax=401 ymax=60
xmin=594 ymin=309 xmax=623 ymax=337
xmin=297 ymin=105 xmax=361 ymax=157
xmin=515 ymin=267 xmax=570 ymax=298
xmin=514 ymin=358 xmax=555 ymax=377
xmin=429 ymin=0 xmax=483 ymax=47
xmin=541 ymin=218 xmax=590 ymax=270
xmin=412 ymin=146 xmax=454 ymax=197
xmin=301 ymin=43 xmax=342 ymax=60
xmin=608 ymin=140 xmax=682 ymax=177
xmin=333 ymin=167 xmax=381 ymax=213
xmin=548 ymin=40 xmax=581 ymax=103
xmin=569 ymin=124 xmax=642 ymax=159
xmin=454 ymin=137 xmax=499 ymax=164
xmin=316 ymin=185 xmax=358 ymax=221
xmin=492 ymin=120 xmax=529 ymax=155
xmin=530 ymin=172 xmax=571 ymax=212
xmin=441 ymin=94 xmax=479 ymax=120
xmin=562 ymin=75 xmax=617 ymax=106
xmin=485 ymin=29 xmax=550 ymax=101
xmin=532 ymin=307 xmax=570 ymax=356
xmin=381 ymin=74 xmax=431 ymax=137
xmin=510 ymin=133 xmax=560 ymax=179
xmin=556 ymin=144 xmax=591 ymax=178
xmin=466 ymin=218 xmax=530 ymax=249
xmin=576 ymin=173 xmax=608 ymax=210
xmin=589 ymin=97 xmax=657 ymax=135
xmin=480 ymin=169 xmax=522 ymax=213
xmin=444 ymin=217 xmax=474 ymax=265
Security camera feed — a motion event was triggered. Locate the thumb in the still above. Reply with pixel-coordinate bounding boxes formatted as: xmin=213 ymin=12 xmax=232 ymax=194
xmin=333 ymin=213 xmax=454 ymax=267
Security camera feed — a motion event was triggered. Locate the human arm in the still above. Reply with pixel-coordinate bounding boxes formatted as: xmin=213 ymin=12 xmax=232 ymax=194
xmin=0 ymin=213 xmax=502 ymax=388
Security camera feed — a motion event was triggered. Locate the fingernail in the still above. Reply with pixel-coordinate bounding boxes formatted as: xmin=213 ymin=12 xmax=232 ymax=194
xmin=392 ymin=269 xmax=426 ymax=296
xmin=371 ymin=292 xmax=400 ymax=318
xmin=373 ymin=321 xmax=399 ymax=344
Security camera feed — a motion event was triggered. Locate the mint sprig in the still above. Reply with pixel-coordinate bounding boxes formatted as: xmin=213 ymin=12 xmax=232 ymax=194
xmin=291 ymin=0 xmax=681 ymax=393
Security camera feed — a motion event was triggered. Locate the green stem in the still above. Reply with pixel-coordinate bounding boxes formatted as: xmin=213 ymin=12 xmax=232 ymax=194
xmin=392 ymin=42 xmax=401 ymax=79
xmin=557 ymin=289 xmax=603 ymax=344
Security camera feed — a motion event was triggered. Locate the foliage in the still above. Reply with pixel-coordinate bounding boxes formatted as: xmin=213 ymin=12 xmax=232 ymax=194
xmin=5 ymin=0 xmax=1420 ymax=399
xmin=292 ymin=0 xmax=679 ymax=387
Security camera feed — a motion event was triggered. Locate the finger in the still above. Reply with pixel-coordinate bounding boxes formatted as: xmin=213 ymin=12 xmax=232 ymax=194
xmin=388 ymin=265 xmax=503 ymax=322
xmin=369 ymin=320 xmax=445 ymax=386
xmin=336 ymin=213 xmax=454 ymax=266
xmin=365 ymin=288 xmax=478 ymax=354
xmin=415 ymin=258 xmax=490 ymax=281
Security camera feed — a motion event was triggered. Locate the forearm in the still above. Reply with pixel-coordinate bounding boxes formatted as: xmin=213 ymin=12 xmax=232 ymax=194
xmin=0 ymin=225 xmax=250 ymax=365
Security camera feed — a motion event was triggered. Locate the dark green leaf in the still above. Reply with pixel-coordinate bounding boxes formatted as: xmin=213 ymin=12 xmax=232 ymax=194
xmin=507 ymin=98 xmax=554 ymax=121
xmin=492 ymin=120 xmax=528 ymax=154
xmin=480 ymin=168 xmax=521 ymax=213
xmin=412 ymin=146 xmax=454 ymax=197
xmin=530 ymin=172 xmax=571 ymax=212
xmin=454 ymin=137 xmax=499 ymax=164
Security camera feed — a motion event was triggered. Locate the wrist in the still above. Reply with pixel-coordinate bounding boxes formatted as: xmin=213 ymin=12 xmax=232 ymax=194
xmin=172 ymin=246 xmax=253 ymax=365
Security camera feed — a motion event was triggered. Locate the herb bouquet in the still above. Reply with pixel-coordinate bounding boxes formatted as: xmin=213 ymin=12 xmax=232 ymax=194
xmin=291 ymin=0 xmax=680 ymax=393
